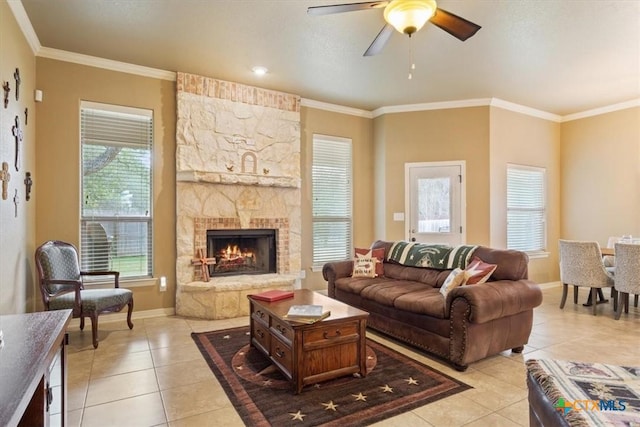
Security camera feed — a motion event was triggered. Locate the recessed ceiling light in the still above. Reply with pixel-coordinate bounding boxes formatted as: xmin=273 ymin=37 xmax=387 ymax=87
xmin=251 ymin=66 xmax=268 ymax=76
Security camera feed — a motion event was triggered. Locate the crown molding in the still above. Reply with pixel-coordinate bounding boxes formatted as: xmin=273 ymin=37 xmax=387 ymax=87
xmin=300 ymin=98 xmax=372 ymax=118
xmin=561 ymin=99 xmax=640 ymax=122
xmin=372 ymin=98 xmax=492 ymax=117
xmin=489 ymin=98 xmax=562 ymax=122
xmin=7 ymin=0 xmax=41 ymax=54
xmin=37 ymin=47 xmax=177 ymax=81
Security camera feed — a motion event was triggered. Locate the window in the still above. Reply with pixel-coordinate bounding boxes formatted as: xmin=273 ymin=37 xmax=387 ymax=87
xmin=507 ymin=164 xmax=546 ymax=253
xmin=80 ymin=101 xmax=153 ymax=279
xmin=312 ymin=135 xmax=352 ymax=268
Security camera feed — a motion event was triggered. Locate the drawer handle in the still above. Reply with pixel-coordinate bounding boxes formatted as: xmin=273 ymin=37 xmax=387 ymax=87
xmin=276 ymin=324 xmax=287 ymax=334
xmin=323 ymin=329 xmax=342 ymax=339
xmin=256 ymin=310 xmax=265 ymax=319
xmin=275 ymin=347 xmax=285 ymax=358
xmin=256 ymin=329 xmax=264 ymax=338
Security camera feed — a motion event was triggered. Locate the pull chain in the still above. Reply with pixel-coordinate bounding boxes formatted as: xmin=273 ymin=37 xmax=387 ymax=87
xmin=408 ymin=34 xmax=415 ymax=80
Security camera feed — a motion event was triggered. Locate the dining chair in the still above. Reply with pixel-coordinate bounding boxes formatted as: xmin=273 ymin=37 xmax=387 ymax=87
xmin=35 ymin=240 xmax=134 ymax=348
xmin=558 ymin=240 xmax=616 ymax=315
xmin=612 ymin=242 xmax=640 ymax=320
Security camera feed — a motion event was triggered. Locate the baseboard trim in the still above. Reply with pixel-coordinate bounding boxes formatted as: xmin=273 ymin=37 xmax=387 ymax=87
xmin=67 ymin=307 xmax=175 ymax=328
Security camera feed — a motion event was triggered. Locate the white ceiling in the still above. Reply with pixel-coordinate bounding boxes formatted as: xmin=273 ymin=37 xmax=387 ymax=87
xmin=18 ymin=0 xmax=640 ymax=116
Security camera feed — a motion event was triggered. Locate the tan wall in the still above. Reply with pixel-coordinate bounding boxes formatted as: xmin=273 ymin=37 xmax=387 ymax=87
xmin=0 ymin=1 xmax=37 ymax=314
xmin=300 ymin=107 xmax=374 ymax=290
xmin=489 ymin=107 xmax=561 ymax=283
xmin=35 ymin=58 xmax=176 ymax=311
xmin=374 ymin=107 xmax=491 ymax=245
xmin=561 ymin=107 xmax=640 ymax=245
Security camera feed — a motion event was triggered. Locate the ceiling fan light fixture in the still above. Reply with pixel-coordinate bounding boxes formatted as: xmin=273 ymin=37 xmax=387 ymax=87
xmin=383 ymin=0 xmax=437 ymax=35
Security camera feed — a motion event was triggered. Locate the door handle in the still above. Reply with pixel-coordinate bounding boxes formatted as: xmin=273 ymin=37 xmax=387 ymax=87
xmin=411 ymin=237 xmax=416 ymax=242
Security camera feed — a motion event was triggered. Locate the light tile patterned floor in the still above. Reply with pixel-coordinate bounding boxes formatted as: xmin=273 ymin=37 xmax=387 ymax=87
xmin=61 ymin=285 xmax=639 ymax=426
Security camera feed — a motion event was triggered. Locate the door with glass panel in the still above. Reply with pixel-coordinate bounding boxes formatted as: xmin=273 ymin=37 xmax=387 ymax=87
xmin=405 ymin=162 xmax=465 ymax=246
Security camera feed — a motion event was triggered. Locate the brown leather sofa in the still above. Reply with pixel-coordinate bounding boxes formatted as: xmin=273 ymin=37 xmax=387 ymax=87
xmin=323 ymin=240 xmax=543 ymax=370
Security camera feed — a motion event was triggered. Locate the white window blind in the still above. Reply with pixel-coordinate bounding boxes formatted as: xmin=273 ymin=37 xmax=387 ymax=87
xmin=507 ymin=164 xmax=546 ymax=252
xmin=80 ymin=101 xmax=153 ymax=278
xmin=312 ymin=135 xmax=352 ymax=267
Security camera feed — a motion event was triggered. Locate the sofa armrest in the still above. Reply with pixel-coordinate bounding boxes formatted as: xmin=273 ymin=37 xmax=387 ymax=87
xmin=448 ymin=280 xmax=542 ymax=324
xmin=323 ymin=261 xmax=353 ymax=298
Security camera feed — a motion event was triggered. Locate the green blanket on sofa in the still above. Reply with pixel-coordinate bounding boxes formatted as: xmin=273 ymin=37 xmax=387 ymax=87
xmin=388 ymin=241 xmax=478 ymax=269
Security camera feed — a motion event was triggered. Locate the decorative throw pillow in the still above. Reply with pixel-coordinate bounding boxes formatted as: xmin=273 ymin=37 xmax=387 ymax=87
xmin=439 ymin=268 xmax=466 ymax=297
xmin=355 ymin=247 xmax=385 ymax=276
xmin=464 ymin=257 xmax=497 ymax=285
xmin=352 ymin=256 xmax=377 ymax=278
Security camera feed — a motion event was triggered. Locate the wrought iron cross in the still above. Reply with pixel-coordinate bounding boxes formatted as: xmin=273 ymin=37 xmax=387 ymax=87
xmin=24 ymin=172 xmax=33 ymax=201
xmin=13 ymin=189 xmax=19 ymax=218
xmin=191 ymin=249 xmax=216 ymax=282
xmin=12 ymin=116 xmax=23 ymax=171
xmin=13 ymin=68 xmax=20 ymax=101
xmin=0 ymin=162 xmax=10 ymax=200
xmin=2 ymin=81 xmax=9 ymax=108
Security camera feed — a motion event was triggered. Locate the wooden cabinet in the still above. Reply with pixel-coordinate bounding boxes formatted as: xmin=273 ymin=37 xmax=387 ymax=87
xmin=249 ymin=290 xmax=368 ymax=393
xmin=0 ymin=310 xmax=72 ymax=427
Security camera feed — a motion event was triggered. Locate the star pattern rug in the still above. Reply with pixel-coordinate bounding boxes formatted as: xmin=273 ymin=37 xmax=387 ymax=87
xmin=192 ymin=326 xmax=471 ymax=426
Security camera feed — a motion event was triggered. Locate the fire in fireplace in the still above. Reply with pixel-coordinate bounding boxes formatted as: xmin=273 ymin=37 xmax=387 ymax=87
xmin=207 ymin=229 xmax=277 ymax=277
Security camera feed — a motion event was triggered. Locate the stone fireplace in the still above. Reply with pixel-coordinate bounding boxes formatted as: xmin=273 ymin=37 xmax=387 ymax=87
xmin=175 ymin=72 xmax=301 ymax=319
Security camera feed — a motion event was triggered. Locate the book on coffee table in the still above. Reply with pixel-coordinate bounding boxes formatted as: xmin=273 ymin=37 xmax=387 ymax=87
xmin=284 ymin=305 xmax=331 ymax=324
xmin=250 ymin=289 xmax=294 ymax=302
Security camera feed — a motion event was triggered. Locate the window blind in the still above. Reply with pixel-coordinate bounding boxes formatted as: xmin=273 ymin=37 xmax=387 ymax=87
xmin=80 ymin=102 xmax=153 ymax=278
xmin=507 ymin=164 xmax=546 ymax=252
xmin=312 ymin=136 xmax=353 ymax=267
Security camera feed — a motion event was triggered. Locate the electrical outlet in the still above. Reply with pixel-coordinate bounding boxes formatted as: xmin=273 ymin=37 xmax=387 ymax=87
xmin=159 ymin=276 xmax=167 ymax=292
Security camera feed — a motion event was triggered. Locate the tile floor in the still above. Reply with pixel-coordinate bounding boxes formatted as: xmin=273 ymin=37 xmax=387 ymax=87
xmin=59 ymin=285 xmax=639 ymax=426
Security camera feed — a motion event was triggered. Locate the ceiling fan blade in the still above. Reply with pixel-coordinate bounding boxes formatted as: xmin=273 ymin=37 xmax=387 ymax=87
xmin=430 ymin=8 xmax=481 ymax=41
xmin=364 ymin=23 xmax=394 ymax=56
xmin=307 ymin=1 xmax=388 ymax=16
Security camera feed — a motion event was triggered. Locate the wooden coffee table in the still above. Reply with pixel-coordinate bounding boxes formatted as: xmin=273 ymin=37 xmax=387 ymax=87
xmin=248 ymin=289 xmax=369 ymax=393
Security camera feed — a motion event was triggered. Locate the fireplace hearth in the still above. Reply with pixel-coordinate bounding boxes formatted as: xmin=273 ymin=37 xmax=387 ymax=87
xmin=207 ymin=229 xmax=277 ymax=277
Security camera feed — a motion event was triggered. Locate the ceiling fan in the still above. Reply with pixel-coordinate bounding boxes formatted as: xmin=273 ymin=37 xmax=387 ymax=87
xmin=308 ymin=0 xmax=481 ymax=57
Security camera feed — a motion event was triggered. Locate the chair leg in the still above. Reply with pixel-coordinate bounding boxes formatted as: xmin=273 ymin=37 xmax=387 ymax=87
xmin=616 ymin=292 xmax=625 ymax=320
xmin=126 ymin=299 xmax=134 ymax=330
xmin=560 ymin=283 xmax=568 ymax=309
xmin=80 ymin=316 xmax=85 ymax=330
xmin=635 ymin=294 xmax=639 ymax=308
xmin=573 ymin=286 xmax=579 ymax=304
xmin=612 ymin=288 xmax=618 ymax=313
xmin=624 ymin=293 xmax=630 ymax=314
xmin=591 ymin=288 xmax=597 ymax=315
xmin=90 ymin=313 xmax=99 ymax=349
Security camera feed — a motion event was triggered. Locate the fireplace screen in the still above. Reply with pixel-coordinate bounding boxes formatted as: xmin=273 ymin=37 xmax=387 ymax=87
xmin=207 ymin=229 xmax=277 ymax=277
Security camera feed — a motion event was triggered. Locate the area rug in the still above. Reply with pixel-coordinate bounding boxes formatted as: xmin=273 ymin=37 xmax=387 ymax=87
xmin=192 ymin=326 xmax=471 ymax=426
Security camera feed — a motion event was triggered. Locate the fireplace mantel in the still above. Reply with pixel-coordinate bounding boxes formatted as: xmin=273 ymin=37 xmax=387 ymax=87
xmin=176 ymin=170 xmax=300 ymax=189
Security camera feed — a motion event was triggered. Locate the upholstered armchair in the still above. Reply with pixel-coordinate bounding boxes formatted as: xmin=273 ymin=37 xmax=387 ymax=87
xmin=612 ymin=242 xmax=640 ymax=320
xmin=35 ymin=240 xmax=134 ymax=348
xmin=558 ymin=240 xmax=616 ymax=316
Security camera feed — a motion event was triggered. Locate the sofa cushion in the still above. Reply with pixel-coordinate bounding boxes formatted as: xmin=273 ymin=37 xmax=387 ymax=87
xmin=355 ymin=247 xmax=385 ymax=276
xmin=381 ymin=263 xmax=451 ymax=286
xmin=334 ymin=276 xmax=396 ymax=295
xmin=440 ymin=268 xmax=466 ymax=297
xmin=464 ymin=257 xmax=497 ymax=285
xmin=360 ymin=280 xmax=431 ymax=307
xmin=394 ymin=288 xmax=447 ymax=319
xmin=352 ymin=255 xmax=377 ymax=278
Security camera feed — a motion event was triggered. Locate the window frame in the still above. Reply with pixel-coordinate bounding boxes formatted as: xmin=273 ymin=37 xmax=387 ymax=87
xmin=80 ymin=101 xmax=154 ymax=280
xmin=311 ymin=134 xmax=353 ymax=270
xmin=506 ymin=163 xmax=547 ymax=256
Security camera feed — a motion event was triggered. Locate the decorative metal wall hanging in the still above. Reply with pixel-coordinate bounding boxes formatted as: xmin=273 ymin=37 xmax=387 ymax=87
xmin=2 ymin=81 xmax=9 ymax=108
xmin=12 ymin=116 xmax=23 ymax=171
xmin=24 ymin=172 xmax=33 ymax=201
xmin=13 ymin=68 xmax=20 ymax=101
xmin=0 ymin=162 xmax=10 ymax=200
xmin=13 ymin=189 xmax=19 ymax=218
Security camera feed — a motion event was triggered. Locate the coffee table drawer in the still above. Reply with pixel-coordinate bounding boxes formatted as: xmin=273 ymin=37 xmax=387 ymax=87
xmin=270 ymin=335 xmax=293 ymax=375
xmin=251 ymin=306 xmax=269 ymax=327
xmin=303 ymin=321 xmax=359 ymax=346
xmin=271 ymin=318 xmax=294 ymax=344
xmin=252 ymin=322 xmax=270 ymax=352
